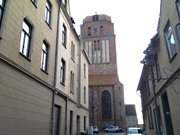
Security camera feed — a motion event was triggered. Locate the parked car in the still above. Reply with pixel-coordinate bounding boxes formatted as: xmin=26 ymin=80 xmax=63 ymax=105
xmin=92 ymin=126 xmax=99 ymax=133
xmin=87 ymin=126 xmax=99 ymax=135
xmin=104 ymin=124 xmax=122 ymax=133
xmin=127 ymin=127 xmax=144 ymax=135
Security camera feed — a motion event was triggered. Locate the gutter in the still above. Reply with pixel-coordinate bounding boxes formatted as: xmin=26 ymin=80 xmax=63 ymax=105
xmin=51 ymin=0 xmax=62 ymax=135
xmin=78 ymin=39 xmax=82 ymax=106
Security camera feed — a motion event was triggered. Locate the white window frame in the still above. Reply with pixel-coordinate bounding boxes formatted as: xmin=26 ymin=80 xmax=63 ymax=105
xmin=41 ymin=42 xmax=48 ymax=72
xmin=62 ymin=24 xmax=67 ymax=47
xmin=176 ymin=0 xmax=180 ymax=17
xmin=176 ymin=23 xmax=180 ymax=50
xmin=60 ymin=59 xmax=66 ymax=84
xmin=71 ymin=42 xmax=75 ymax=61
xmin=19 ymin=20 xmax=32 ymax=58
xmin=164 ymin=23 xmax=177 ymax=59
xmin=45 ymin=0 xmax=51 ymax=25
xmin=70 ymin=71 xmax=74 ymax=94
xmin=31 ymin=0 xmax=37 ymax=6
xmin=0 ymin=0 xmax=6 ymax=28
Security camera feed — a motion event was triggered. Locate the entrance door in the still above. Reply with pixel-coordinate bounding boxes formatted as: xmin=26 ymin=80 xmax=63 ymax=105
xmin=161 ymin=92 xmax=174 ymax=135
xmin=76 ymin=115 xmax=80 ymax=135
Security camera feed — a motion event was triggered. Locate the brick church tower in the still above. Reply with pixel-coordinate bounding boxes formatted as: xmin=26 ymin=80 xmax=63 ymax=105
xmin=80 ymin=14 xmax=126 ymax=128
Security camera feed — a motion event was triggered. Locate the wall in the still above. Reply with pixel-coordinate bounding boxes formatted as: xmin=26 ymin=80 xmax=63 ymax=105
xmin=0 ymin=0 xmax=58 ymax=85
xmin=0 ymin=60 xmax=52 ymax=135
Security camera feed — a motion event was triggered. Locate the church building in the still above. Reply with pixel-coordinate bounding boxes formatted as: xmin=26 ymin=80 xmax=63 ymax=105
xmin=80 ymin=14 xmax=126 ymax=128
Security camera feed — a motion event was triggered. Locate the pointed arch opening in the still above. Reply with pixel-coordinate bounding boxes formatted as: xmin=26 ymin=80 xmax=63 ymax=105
xmin=101 ymin=90 xmax=112 ymax=119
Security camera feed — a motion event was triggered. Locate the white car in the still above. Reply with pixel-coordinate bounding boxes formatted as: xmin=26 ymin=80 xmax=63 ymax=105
xmin=92 ymin=126 xmax=99 ymax=133
xmin=104 ymin=125 xmax=121 ymax=133
xmin=87 ymin=126 xmax=99 ymax=135
xmin=127 ymin=127 xmax=144 ymax=135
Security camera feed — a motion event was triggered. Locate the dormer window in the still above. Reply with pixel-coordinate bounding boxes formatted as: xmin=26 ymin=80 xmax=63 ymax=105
xmin=93 ymin=15 xmax=99 ymax=21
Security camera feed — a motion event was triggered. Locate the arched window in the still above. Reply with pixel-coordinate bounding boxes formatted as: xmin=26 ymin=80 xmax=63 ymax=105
xmin=101 ymin=91 xmax=112 ymax=119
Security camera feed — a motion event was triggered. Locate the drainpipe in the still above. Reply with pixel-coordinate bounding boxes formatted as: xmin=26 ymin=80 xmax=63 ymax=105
xmin=65 ymin=98 xmax=68 ymax=135
xmin=78 ymin=39 xmax=82 ymax=106
xmin=51 ymin=0 xmax=61 ymax=135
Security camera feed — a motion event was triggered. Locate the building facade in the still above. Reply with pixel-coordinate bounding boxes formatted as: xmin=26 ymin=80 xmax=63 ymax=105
xmin=138 ymin=0 xmax=180 ymax=134
xmin=54 ymin=1 xmax=89 ymax=134
xmin=125 ymin=104 xmax=138 ymax=127
xmin=80 ymin=14 xmax=126 ymax=128
xmin=0 ymin=0 xmax=89 ymax=135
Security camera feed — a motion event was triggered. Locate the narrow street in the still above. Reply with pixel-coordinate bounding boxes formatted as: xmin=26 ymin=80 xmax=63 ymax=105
xmin=99 ymin=133 xmax=126 ymax=135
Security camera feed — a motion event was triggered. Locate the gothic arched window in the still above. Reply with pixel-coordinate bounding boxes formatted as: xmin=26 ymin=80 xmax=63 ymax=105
xmin=101 ymin=91 xmax=112 ymax=119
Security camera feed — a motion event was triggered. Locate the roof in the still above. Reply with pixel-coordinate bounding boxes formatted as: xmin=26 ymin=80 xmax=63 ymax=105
xmin=125 ymin=104 xmax=137 ymax=116
xmin=83 ymin=14 xmax=111 ymax=23
xmin=89 ymin=74 xmax=119 ymax=86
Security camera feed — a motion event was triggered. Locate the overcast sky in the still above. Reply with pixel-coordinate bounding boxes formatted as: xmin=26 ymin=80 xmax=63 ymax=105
xmin=70 ymin=0 xmax=161 ymax=124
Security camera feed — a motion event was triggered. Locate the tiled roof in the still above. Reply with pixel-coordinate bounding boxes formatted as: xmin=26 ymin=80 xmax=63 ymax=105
xmin=89 ymin=74 xmax=119 ymax=86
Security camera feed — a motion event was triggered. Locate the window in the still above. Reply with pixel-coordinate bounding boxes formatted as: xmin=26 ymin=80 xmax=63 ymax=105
xmin=84 ymin=116 xmax=86 ymax=131
xmin=87 ymin=27 xmax=91 ymax=36
xmin=84 ymin=86 xmax=86 ymax=104
xmin=145 ymin=78 xmax=150 ymax=97
xmin=19 ymin=20 xmax=32 ymax=58
xmin=100 ymin=25 xmax=104 ymax=35
xmin=60 ymin=59 xmax=66 ymax=85
xmin=0 ymin=0 xmax=6 ymax=28
xmin=153 ymin=106 xmax=163 ymax=135
xmin=93 ymin=15 xmax=99 ymax=21
xmin=70 ymin=71 xmax=74 ymax=94
xmin=41 ymin=42 xmax=49 ymax=72
xmin=93 ymin=27 xmax=97 ymax=34
xmin=84 ymin=41 xmax=92 ymax=63
xmin=52 ymin=105 xmax=61 ymax=135
xmin=84 ymin=64 xmax=86 ymax=78
xmin=93 ymin=40 xmax=101 ymax=63
xmin=176 ymin=23 xmax=180 ymax=50
xmin=45 ymin=0 xmax=51 ymax=26
xmin=176 ymin=0 xmax=180 ymax=18
xmin=161 ymin=92 xmax=174 ymax=135
xmin=76 ymin=115 xmax=80 ymax=135
xmin=69 ymin=111 xmax=73 ymax=135
xmin=164 ymin=23 xmax=177 ymax=59
xmin=31 ymin=0 xmax=37 ymax=6
xmin=102 ymin=91 xmax=112 ymax=119
xmin=62 ymin=0 xmax=67 ymax=8
xmin=71 ymin=42 xmax=75 ymax=61
xmin=62 ymin=24 xmax=67 ymax=47
xmin=84 ymin=40 xmax=110 ymax=64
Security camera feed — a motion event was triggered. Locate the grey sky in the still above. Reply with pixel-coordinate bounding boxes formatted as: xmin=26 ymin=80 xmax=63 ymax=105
xmin=70 ymin=0 xmax=161 ymax=124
